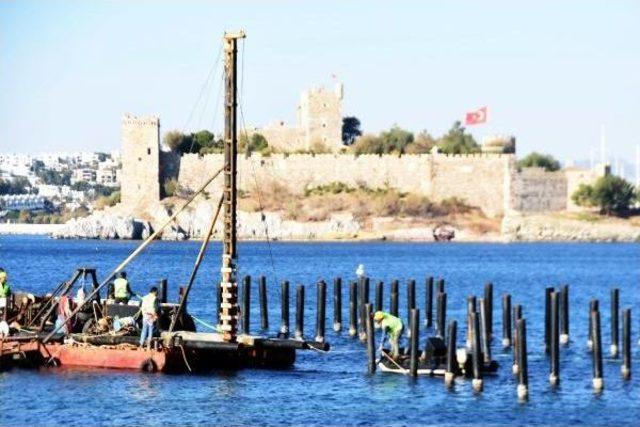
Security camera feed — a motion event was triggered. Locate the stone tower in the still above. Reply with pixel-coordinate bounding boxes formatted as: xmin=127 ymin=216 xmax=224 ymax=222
xmin=298 ymin=83 xmax=343 ymax=150
xmin=120 ymin=114 xmax=161 ymax=209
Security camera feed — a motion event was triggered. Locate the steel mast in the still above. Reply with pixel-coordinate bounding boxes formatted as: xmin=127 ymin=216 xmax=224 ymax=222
xmin=219 ymin=30 xmax=245 ymax=342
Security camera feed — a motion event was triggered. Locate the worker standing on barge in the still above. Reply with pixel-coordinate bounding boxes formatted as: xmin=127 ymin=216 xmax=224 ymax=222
xmin=113 ymin=272 xmax=133 ymax=304
xmin=374 ymin=311 xmax=404 ymax=359
xmin=139 ymin=286 xmax=159 ymax=349
xmin=0 ymin=269 xmax=11 ymax=298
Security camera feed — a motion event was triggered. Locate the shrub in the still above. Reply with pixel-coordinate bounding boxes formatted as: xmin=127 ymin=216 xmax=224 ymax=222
xmin=518 ymin=152 xmax=561 ymax=172
xmin=572 ymin=175 xmax=636 ymax=215
xmin=163 ymin=178 xmax=179 ymax=197
xmin=352 ymin=134 xmax=385 ymax=155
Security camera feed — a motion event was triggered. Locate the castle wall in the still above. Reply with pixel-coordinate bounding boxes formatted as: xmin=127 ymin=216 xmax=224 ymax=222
xmin=511 ymin=167 xmax=567 ymax=212
xmin=120 ymin=115 xmax=160 ymax=207
xmin=565 ymin=168 xmax=600 ymax=211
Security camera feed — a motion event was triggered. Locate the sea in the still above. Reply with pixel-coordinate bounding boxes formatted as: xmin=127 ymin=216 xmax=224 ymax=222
xmin=0 ymin=235 xmax=638 ymax=426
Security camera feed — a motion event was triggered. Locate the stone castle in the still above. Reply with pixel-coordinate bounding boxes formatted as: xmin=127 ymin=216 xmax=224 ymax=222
xmin=120 ymin=84 xmax=602 ymax=218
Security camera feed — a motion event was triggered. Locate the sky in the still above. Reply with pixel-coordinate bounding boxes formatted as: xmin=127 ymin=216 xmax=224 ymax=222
xmin=1 ymin=0 xmax=639 ymax=167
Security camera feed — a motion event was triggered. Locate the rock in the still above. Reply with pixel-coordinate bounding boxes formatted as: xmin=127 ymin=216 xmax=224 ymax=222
xmin=53 ymin=212 xmax=152 ymax=240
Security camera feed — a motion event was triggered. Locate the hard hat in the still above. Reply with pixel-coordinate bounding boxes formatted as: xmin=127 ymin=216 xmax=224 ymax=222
xmin=374 ymin=311 xmax=385 ymax=322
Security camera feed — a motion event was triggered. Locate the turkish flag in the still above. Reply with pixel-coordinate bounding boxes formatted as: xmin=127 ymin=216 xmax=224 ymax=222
xmin=465 ymin=107 xmax=488 ymax=125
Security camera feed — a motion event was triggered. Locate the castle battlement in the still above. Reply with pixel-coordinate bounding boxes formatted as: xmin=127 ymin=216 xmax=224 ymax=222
xmin=122 ymin=114 xmax=160 ymax=127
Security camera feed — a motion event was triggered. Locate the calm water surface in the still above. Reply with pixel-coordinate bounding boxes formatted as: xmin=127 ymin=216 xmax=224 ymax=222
xmin=0 ymin=236 xmax=638 ymax=426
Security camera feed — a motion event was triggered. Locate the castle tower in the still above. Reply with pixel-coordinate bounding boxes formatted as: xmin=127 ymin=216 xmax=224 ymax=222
xmin=298 ymin=83 xmax=343 ymax=150
xmin=120 ymin=114 xmax=161 ymax=208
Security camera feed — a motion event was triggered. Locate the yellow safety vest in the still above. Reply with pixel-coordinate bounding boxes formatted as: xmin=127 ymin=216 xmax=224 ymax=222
xmin=113 ymin=278 xmax=130 ymax=299
xmin=141 ymin=293 xmax=157 ymax=316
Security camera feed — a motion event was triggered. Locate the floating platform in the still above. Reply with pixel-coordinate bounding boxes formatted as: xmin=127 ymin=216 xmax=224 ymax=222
xmin=376 ymin=348 xmax=499 ymax=377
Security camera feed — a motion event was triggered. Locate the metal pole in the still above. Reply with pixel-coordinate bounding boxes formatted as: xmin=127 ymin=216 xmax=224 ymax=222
xmin=259 ymin=275 xmax=268 ymax=330
xmin=333 ymin=277 xmax=342 ymax=332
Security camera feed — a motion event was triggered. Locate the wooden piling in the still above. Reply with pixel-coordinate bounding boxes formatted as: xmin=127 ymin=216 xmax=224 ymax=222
xmin=545 ymin=287 xmax=554 ymax=353
xmin=484 ymin=282 xmax=493 ymax=339
xmin=471 ymin=311 xmax=483 ymax=392
xmin=410 ymin=308 xmax=419 ymax=378
xmin=444 ymin=320 xmax=457 ymax=387
xmin=437 ymin=292 xmax=447 ymax=340
xmin=375 ymin=280 xmax=383 ymax=313
xmin=560 ymin=285 xmax=569 ymax=345
xmin=479 ymin=297 xmax=491 ymax=364
xmin=516 ymin=318 xmax=529 ymax=400
xmin=611 ymin=288 xmax=619 ymax=358
xmin=315 ymin=280 xmax=326 ymax=343
xmin=349 ymin=280 xmax=358 ymax=337
xmin=550 ymin=291 xmax=560 ymax=386
xmin=295 ymin=284 xmax=305 ymax=340
xmin=512 ymin=304 xmax=522 ymax=375
xmin=437 ymin=278 xmax=445 ymax=294
xmin=359 ymin=278 xmax=370 ymax=342
xmin=365 ymin=303 xmax=376 ymax=374
xmin=502 ymin=294 xmax=512 ymax=348
xmin=280 ymin=280 xmax=289 ymax=337
xmin=159 ymin=278 xmax=168 ymax=304
xmin=242 ymin=275 xmax=251 ymax=335
xmin=466 ymin=295 xmax=477 ymax=348
xmin=425 ymin=276 xmax=434 ymax=328
xmin=621 ymin=308 xmax=631 ymax=380
xmin=591 ymin=309 xmax=604 ymax=391
xmin=588 ymin=299 xmax=598 ymax=351
xmin=407 ymin=279 xmax=416 ymax=338
xmin=333 ymin=277 xmax=342 ymax=332
xmin=390 ymin=280 xmax=399 ymax=317
xmin=259 ymin=275 xmax=268 ymax=330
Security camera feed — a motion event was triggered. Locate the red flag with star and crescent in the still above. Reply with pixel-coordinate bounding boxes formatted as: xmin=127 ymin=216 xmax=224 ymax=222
xmin=465 ymin=106 xmax=488 ymax=125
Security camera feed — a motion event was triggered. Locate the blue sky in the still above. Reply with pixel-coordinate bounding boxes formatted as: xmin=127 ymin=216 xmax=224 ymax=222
xmin=1 ymin=0 xmax=638 ymax=165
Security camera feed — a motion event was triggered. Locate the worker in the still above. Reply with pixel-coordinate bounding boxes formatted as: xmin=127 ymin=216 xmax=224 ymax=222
xmin=139 ymin=286 xmax=159 ymax=349
xmin=113 ymin=272 xmax=133 ymax=304
xmin=0 ymin=268 xmax=11 ymax=298
xmin=374 ymin=311 xmax=404 ymax=360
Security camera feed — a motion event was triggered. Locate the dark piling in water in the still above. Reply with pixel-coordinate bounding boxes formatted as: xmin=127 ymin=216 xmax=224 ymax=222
xmin=280 ymin=281 xmax=290 ymax=337
xmin=545 ymin=287 xmax=554 ymax=353
xmin=484 ymin=282 xmax=493 ymax=339
xmin=333 ymin=277 xmax=342 ymax=332
xmin=611 ymin=288 xmax=620 ymax=358
xmin=466 ymin=295 xmax=477 ymax=348
xmin=375 ymin=280 xmax=383 ymax=313
xmin=259 ymin=275 xmax=268 ymax=330
xmin=359 ymin=277 xmax=370 ymax=342
xmin=349 ymin=281 xmax=358 ymax=337
xmin=560 ymin=285 xmax=569 ymax=345
xmin=295 ymin=284 xmax=305 ymax=340
xmin=315 ymin=280 xmax=326 ymax=343
xmin=390 ymin=280 xmax=399 ymax=317
xmin=365 ymin=303 xmax=376 ymax=374
xmin=471 ymin=311 xmax=483 ymax=392
xmin=550 ymin=291 xmax=560 ymax=387
xmin=437 ymin=292 xmax=447 ymax=340
xmin=159 ymin=278 xmax=167 ymax=304
xmin=479 ymin=297 xmax=491 ymax=364
xmin=621 ymin=308 xmax=631 ymax=380
xmin=517 ymin=318 xmax=529 ymax=400
xmin=444 ymin=320 xmax=457 ymax=387
xmin=588 ymin=299 xmax=599 ymax=351
xmin=437 ymin=278 xmax=445 ymax=294
xmin=425 ymin=276 xmax=434 ymax=328
xmin=407 ymin=279 xmax=416 ymax=338
xmin=591 ymin=309 xmax=604 ymax=391
xmin=502 ymin=294 xmax=512 ymax=348
xmin=410 ymin=308 xmax=420 ymax=378
xmin=242 ymin=275 xmax=251 ymax=335
xmin=512 ymin=304 xmax=523 ymax=375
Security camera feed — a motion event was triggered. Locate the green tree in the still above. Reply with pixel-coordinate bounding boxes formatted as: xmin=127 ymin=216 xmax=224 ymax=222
xmin=36 ymin=169 xmax=72 ymax=186
xmin=380 ymin=125 xmax=414 ymax=153
xmin=239 ymin=133 xmax=269 ymax=154
xmin=518 ymin=152 xmax=561 ymax=171
xmin=436 ymin=121 xmax=480 ymax=154
xmin=342 ymin=116 xmax=362 ymax=145
xmin=163 ymin=130 xmax=186 ymax=151
xmin=351 ymin=134 xmax=385 ymax=155
xmin=405 ymin=130 xmax=437 ymax=154
xmin=0 ymin=177 xmax=31 ymax=195
xmin=572 ymin=175 xmax=636 ymax=215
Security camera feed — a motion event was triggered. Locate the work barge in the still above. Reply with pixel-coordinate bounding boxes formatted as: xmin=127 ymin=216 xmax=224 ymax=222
xmin=0 ymin=31 xmax=328 ymax=374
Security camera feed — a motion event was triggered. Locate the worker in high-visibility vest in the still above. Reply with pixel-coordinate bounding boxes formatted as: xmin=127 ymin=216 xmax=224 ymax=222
xmin=374 ymin=311 xmax=404 ymax=359
xmin=113 ymin=272 xmax=133 ymax=304
xmin=0 ymin=269 xmax=11 ymax=298
xmin=139 ymin=286 xmax=159 ymax=348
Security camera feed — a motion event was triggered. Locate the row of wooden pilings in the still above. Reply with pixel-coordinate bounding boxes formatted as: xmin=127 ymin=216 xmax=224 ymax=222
xmin=231 ymin=276 xmax=633 ymax=398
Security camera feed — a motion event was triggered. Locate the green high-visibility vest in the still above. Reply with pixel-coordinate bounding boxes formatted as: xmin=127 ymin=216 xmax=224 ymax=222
xmin=113 ymin=278 xmax=130 ymax=299
xmin=0 ymin=282 xmax=10 ymax=298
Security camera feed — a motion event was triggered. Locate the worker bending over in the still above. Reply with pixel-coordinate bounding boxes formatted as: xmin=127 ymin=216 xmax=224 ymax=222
xmin=139 ymin=286 xmax=159 ymax=348
xmin=113 ymin=272 xmax=134 ymax=304
xmin=374 ymin=311 xmax=404 ymax=359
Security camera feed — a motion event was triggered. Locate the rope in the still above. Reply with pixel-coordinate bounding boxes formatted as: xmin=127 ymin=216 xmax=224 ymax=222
xmin=178 ymin=344 xmax=192 ymax=373
xmin=183 ymin=46 xmax=222 ymax=132
xmin=190 ymin=315 xmax=220 ymax=332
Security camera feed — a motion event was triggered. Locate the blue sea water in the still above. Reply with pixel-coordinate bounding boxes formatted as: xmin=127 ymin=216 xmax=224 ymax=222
xmin=0 ymin=235 xmax=638 ymax=426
